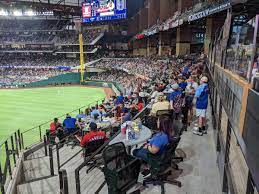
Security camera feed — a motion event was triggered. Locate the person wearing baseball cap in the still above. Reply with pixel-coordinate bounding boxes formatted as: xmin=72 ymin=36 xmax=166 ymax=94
xmin=80 ymin=122 xmax=106 ymax=147
xmin=150 ymin=93 xmax=170 ymax=116
xmin=169 ymin=83 xmax=183 ymax=120
xmin=193 ymin=76 xmax=209 ymax=136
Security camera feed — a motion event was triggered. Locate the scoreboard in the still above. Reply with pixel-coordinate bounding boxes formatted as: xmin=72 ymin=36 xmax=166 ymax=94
xmin=82 ymin=0 xmax=127 ymax=23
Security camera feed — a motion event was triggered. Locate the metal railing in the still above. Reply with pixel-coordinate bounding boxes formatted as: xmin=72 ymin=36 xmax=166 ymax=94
xmin=0 ymin=129 xmax=23 ymax=194
xmin=20 ymin=98 xmax=104 ymax=149
xmin=57 ymin=104 xmax=151 ymax=194
xmin=0 ymin=98 xmax=104 ymax=194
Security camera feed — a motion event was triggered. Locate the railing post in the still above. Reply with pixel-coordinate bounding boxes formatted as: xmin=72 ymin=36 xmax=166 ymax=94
xmin=5 ymin=141 xmax=12 ymax=178
xmin=0 ymin=163 xmax=5 ymax=194
xmin=14 ymin=132 xmax=19 ymax=157
xmin=49 ymin=145 xmax=54 ymax=176
xmin=75 ymin=169 xmax=81 ymax=194
xmin=59 ymin=170 xmax=68 ymax=194
xmin=20 ymin=133 xmax=24 ymax=149
xmin=17 ymin=130 xmax=22 ymax=151
xmin=39 ymin=125 xmax=42 ymax=141
xmin=44 ymin=135 xmax=48 ymax=156
xmin=10 ymin=136 xmax=16 ymax=167
xmin=56 ymin=144 xmax=60 ymax=170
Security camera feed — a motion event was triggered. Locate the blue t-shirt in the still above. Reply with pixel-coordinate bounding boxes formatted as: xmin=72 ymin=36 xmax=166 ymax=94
xmin=63 ymin=117 xmax=76 ymax=129
xmin=169 ymin=90 xmax=182 ymax=101
xmin=195 ymin=83 xmax=209 ymax=109
xmin=90 ymin=109 xmax=101 ymax=118
xmin=169 ymin=90 xmax=183 ymax=113
xmin=122 ymin=113 xmax=131 ymax=123
xmin=179 ymin=82 xmax=187 ymax=90
xmin=149 ymin=132 xmax=169 ymax=155
xmin=76 ymin=113 xmax=86 ymax=119
xmin=116 ymin=95 xmax=124 ymax=104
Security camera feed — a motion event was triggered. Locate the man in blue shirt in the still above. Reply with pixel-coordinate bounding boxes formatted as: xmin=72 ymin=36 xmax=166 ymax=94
xmin=63 ymin=114 xmax=77 ymax=134
xmin=178 ymin=77 xmax=187 ymax=91
xmin=193 ymin=76 xmax=209 ymax=136
xmin=116 ymin=92 xmax=124 ymax=105
xmin=90 ymin=107 xmax=101 ymax=118
xmin=76 ymin=111 xmax=86 ymax=120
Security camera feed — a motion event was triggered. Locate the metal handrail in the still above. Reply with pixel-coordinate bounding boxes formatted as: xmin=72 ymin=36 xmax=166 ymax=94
xmin=20 ymin=98 xmax=104 ymax=149
xmin=0 ymin=129 xmax=23 ymax=194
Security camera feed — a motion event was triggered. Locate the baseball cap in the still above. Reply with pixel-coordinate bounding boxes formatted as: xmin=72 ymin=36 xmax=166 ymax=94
xmin=171 ymin=83 xmax=179 ymax=90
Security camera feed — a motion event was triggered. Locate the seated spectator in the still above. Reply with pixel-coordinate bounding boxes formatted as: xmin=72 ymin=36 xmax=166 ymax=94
xmin=90 ymin=114 xmax=101 ymax=123
xmin=90 ymin=106 xmax=101 ymax=118
xmin=150 ymin=93 xmax=170 ymax=116
xmin=76 ymin=111 xmax=86 ymax=120
xmin=63 ymin=114 xmax=77 ymax=133
xmin=76 ymin=118 xmax=86 ymax=130
xmin=80 ymin=122 xmax=106 ymax=147
xmin=85 ymin=108 xmax=90 ymax=117
xmin=116 ymin=92 xmax=124 ymax=105
xmin=132 ymin=115 xmax=173 ymax=176
xmin=137 ymin=98 xmax=144 ymax=112
xmin=50 ymin=118 xmax=60 ymax=133
xmin=48 ymin=118 xmax=64 ymax=140
xmin=121 ymin=108 xmax=131 ymax=123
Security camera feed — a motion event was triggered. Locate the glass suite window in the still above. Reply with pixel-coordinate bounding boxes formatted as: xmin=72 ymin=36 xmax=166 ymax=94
xmin=226 ymin=15 xmax=257 ymax=80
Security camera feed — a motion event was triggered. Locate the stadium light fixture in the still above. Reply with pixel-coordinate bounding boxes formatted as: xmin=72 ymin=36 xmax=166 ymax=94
xmin=25 ymin=10 xmax=36 ymax=16
xmin=0 ymin=9 xmax=8 ymax=16
xmin=13 ymin=10 xmax=23 ymax=16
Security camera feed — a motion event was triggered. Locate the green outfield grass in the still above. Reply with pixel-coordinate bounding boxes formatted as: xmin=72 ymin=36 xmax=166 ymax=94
xmin=0 ymin=86 xmax=106 ymax=148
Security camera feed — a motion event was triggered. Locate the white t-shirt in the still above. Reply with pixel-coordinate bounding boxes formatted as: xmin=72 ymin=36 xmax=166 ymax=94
xmin=186 ymin=82 xmax=198 ymax=95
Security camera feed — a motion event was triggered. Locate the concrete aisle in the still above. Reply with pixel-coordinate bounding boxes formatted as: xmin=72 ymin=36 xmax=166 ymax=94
xmin=143 ymin=105 xmax=222 ymax=194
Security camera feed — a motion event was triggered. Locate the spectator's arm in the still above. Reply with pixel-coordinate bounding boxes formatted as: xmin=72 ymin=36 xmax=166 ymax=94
xmin=80 ymin=135 xmax=90 ymax=147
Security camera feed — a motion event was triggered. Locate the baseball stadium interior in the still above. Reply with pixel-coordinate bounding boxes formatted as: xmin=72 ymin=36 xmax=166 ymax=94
xmin=0 ymin=0 xmax=259 ymax=194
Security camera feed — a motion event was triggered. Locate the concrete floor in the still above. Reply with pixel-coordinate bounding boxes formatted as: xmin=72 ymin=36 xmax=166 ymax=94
xmin=142 ymin=105 xmax=222 ymax=194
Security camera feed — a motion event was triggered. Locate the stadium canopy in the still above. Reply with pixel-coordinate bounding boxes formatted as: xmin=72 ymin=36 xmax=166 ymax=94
xmin=12 ymin=0 xmax=81 ymax=7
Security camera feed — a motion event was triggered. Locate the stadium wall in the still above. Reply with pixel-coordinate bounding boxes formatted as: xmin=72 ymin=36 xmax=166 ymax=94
xmin=22 ymin=72 xmax=123 ymax=95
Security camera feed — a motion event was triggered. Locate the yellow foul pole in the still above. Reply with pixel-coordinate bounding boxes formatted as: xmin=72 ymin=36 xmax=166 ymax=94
xmin=79 ymin=33 xmax=85 ymax=83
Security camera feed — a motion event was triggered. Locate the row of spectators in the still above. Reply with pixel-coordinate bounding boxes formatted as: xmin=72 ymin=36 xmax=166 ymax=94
xmin=92 ymin=57 xmax=169 ymax=79
xmin=48 ymin=54 xmax=210 ymax=175
xmin=0 ymin=29 xmax=104 ymax=45
xmin=0 ymin=54 xmax=80 ymax=67
xmin=0 ymin=68 xmax=66 ymax=86
xmin=0 ymin=19 xmax=68 ymax=31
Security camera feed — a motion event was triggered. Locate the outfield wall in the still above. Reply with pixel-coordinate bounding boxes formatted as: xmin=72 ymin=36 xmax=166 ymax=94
xmin=22 ymin=72 xmax=123 ymax=95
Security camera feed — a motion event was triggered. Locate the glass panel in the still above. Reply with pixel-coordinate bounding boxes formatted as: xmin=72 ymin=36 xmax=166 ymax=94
xmin=225 ymin=16 xmax=257 ymax=80
xmin=252 ymin=17 xmax=259 ymax=81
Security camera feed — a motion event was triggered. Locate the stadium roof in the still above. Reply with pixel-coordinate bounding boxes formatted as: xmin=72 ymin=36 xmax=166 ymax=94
xmin=1 ymin=0 xmax=145 ymax=18
xmin=6 ymin=0 xmax=82 ymax=7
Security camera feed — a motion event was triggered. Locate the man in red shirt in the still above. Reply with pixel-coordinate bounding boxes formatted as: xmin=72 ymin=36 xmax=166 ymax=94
xmin=80 ymin=122 xmax=106 ymax=147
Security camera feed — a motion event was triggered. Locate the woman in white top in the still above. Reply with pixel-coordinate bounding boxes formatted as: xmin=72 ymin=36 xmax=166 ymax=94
xmin=185 ymin=75 xmax=198 ymax=124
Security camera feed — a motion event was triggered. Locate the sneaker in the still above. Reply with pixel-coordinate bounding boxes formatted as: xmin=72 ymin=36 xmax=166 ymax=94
xmin=141 ymin=169 xmax=151 ymax=178
xmin=193 ymin=130 xmax=203 ymax=136
xmin=192 ymin=126 xmax=199 ymax=132
xmin=202 ymin=130 xmax=207 ymax=134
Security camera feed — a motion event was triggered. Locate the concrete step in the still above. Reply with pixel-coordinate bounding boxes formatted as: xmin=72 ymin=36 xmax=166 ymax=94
xmin=17 ymin=176 xmax=59 ymax=194
xmin=23 ymin=156 xmax=55 ymax=182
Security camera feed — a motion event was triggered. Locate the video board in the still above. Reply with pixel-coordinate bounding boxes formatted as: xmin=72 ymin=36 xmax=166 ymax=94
xmin=82 ymin=0 xmax=127 ymax=23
